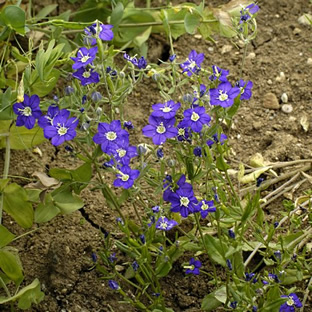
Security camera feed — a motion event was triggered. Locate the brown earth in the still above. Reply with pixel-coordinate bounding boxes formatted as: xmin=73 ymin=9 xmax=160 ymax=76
xmin=1 ymin=0 xmax=312 ymax=311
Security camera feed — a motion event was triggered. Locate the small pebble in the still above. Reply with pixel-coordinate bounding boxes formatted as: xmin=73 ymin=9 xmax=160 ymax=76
xmin=307 ymin=58 xmax=312 ymax=65
xmin=263 ymin=92 xmax=280 ymax=109
xmin=221 ymin=44 xmax=232 ymax=54
xmin=194 ymin=34 xmax=202 ymax=39
xmin=208 ymin=47 xmax=214 ymax=53
xmin=281 ymin=93 xmax=288 ymax=103
xmin=246 ymin=52 xmax=256 ymax=59
xmin=293 ymin=27 xmax=301 ymax=35
xmin=267 ymin=79 xmax=273 ymax=85
xmin=275 ymin=72 xmax=286 ymax=82
xmin=281 ymin=104 xmax=293 ymax=113
xmin=298 ymin=14 xmax=312 ymax=25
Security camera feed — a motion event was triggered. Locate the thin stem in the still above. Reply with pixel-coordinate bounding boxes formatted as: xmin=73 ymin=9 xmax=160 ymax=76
xmin=300 ymin=276 xmax=312 ymax=312
xmin=0 ymin=275 xmax=11 ymax=298
xmin=0 ymin=136 xmax=10 ymax=224
xmin=239 ymin=42 xmax=248 ymax=79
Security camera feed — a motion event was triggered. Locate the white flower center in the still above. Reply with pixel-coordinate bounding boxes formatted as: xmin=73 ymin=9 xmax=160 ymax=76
xmin=156 ymin=122 xmax=166 ymax=134
xmin=162 ymin=106 xmax=172 ymax=113
xmin=191 ymin=112 xmax=200 ymax=121
xmin=117 ymin=149 xmax=126 ymax=158
xmin=218 ymin=90 xmax=228 ymax=101
xmin=121 ymin=174 xmax=129 ymax=182
xmin=58 ymin=126 xmax=68 ymax=136
xmin=81 ymin=55 xmax=91 ymax=63
xmin=286 ymin=297 xmax=295 ymax=306
xmin=105 ymin=131 xmax=117 ymax=141
xmin=240 ymin=87 xmax=245 ymax=94
xmin=19 ymin=107 xmax=32 ymax=116
xmin=82 ymin=71 xmax=91 ymax=78
xmin=159 ymin=221 xmax=168 ymax=230
xmin=189 ymin=60 xmax=196 ymax=69
xmin=201 ymin=202 xmax=208 ymax=210
xmin=180 ymin=196 xmax=190 ymax=207
xmin=178 ymin=128 xmax=185 ymax=136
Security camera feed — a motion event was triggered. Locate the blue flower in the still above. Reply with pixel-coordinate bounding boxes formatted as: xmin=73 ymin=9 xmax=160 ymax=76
xmin=109 ymin=142 xmax=138 ymax=166
xmin=181 ymin=50 xmax=204 ymax=76
xmin=237 ymin=79 xmax=253 ymax=100
xmin=207 ymin=133 xmax=228 ymax=147
xmin=209 ymin=65 xmax=229 ymax=82
xmin=193 ymin=146 xmax=202 ymax=157
xmin=185 ymin=258 xmax=201 ymax=275
xmin=43 ymin=111 xmax=78 ymax=146
xmin=132 ymin=261 xmax=139 ymax=271
xmin=156 ymin=148 xmax=164 ymax=159
xmin=108 ymin=280 xmax=119 ymax=290
xmin=108 ymin=253 xmax=117 ymax=263
xmin=71 ymin=46 xmax=98 ymax=70
xmin=177 ymin=121 xmax=192 ymax=142
xmin=230 ymin=301 xmax=237 ymax=309
xmin=182 ymin=106 xmax=211 ymax=133
xmin=196 ymin=200 xmax=216 ymax=218
xmin=169 ymin=54 xmax=176 ymax=62
xmin=13 ymin=94 xmax=42 ymax=129
xmin=280 ymin=293 xmax=302 ymax=312
xmin=155 ymin=216 xmax=178 ymax=231
xmin=124 ymin=54 xmax=147 ymax=69
xmin=123 ymin=121 xmax=134 ymax=130
xmin=93 ymin=120 xmax=129 ymax=154
xmin=113 ymin=165 xmax=140 ymax=189
xmin=38 ymin=105 xmax=66 ymax=129
xmin=151 ymin=100 xmax=181 ymax=119
xmin=84 ymin=23 xmax=114 ymax=45
xmin=72 ymin=67 xmax=100 ymax=86
xmin=168 ymin=175 xmax=198 ymax=218
xmin=240 ymin=3 xmax=260 ymax=24
xmin=142 ymin=116 xmax=178 ymax=145
xmin=226 ymin=259 xmax=233 ymax=270
xmin=228 ymin=229 xmax=236 ymax=239
xmin=210 ymin=82 xmax=240 ymax=107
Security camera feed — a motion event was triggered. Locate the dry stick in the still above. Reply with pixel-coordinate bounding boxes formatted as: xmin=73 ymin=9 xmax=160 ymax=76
xmin=260 ymin=178 xmax=307 ymax=209
xmin=240 ymin=163 xmax=312 ymax=197
xmin=300 ymin=276 xmax=312 ymax=312
xmin=243 ymin=198 xmax=311 ymax=268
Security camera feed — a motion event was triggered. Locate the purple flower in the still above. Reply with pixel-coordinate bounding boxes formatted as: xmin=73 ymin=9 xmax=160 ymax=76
xmin=209 ymin=65 xmax=229 ymax=82
xmin=228 ymin=229 xmax=236 ymax=239
xmin=152 ymin=206 xmax=160 ymax=213
xmin=71 ymin=46 xmax=98 ymax=70
xmin=84 ymin=23 xmax=114 ymax=45
xmin=43 ymin=111 xmax=78 ymax=146
xmin=139 ymin=234 xmax=146 ymax=244
xmin=93 ymin=120 xmax=129 ymax=154
xmin=132 ymin=261 xmax=139 ymax=271
xmin=237 ymin=79 xmax=253 ymax=100
xmin=180 ymin=50 xmax=204 ymax=76
xmin=38 ymin=105 xmax=62 ymax=129
xmin=113 ymin=165 xmax=140 ymax=189
xmin=245 ymin=272 xmax=257 ymax=283
xmin=268 ymin=273 xmax=280 ymax=283
xmin=193 ymin=146 xmax=202 ymax=157
xmin=207 ymin=133 xmax=228 ymax=147
xmin=151 ymin=100 xmax=181 ymax=119
xmin=230 ymin=301 xmax=237 ymax=309
xmin=196 ymin=200 xmax=216 ymax=218
xmin=13 ymin=94 xmax=42 ymax=129
xmin=91 ymin=91 xmax=102 ymax=102
xmin=108 ymin=253 xmax=117 ymax=263
xmin=155 ymin=216 xmax=178 ymax=231
xmin=108 ymin=280 xmax=119 ymax=290
xmin=185 ymin=258 xmax=201 ymax=275
xmin=123 ymin=121 xmax=134 ymax=130
xmin=177 ymin=121 xmax=192 ymax=142
xmin=192 ymin=84 xmax=207 ymax=105
xmin=169 ymin=54 xmax=176 ymax=62
xmin=142 ymin=116 xmax=178 ymax=145
xmin=156 ymin=148 xmax=164 ymax=159
xmin=124 ymin=54 xmax=147 ymax=69
xmin=110 ymin=143 xmax=138 ymax=166
xmin=168 ymin=175 xmax=198 ymax=218
xmin=280 ymin=293 xmax=302 ymax=312
xmin=182 ymin=106 xmax=211 ymax=133
xmin=72 ymin=67 xmax=100 ymax=86
xmin=240 ymin=3 xmax=260 ymax=23
xmin=210 ymin=82 xmax=240 ymax=108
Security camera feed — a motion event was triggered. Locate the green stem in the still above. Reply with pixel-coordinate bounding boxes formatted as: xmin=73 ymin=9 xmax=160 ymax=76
xmin=0 ymin=136 xmax=10 ymax=224
xmin=0 ymin=275 xmax=11 ymax=298
xmin=239 ymin=42 xmax=248 ymax=80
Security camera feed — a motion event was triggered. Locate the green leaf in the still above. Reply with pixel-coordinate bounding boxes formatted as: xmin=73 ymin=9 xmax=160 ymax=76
xmin=52 ymin=187 xmax=84 ymax=214
xmin=201 ymin=286 xmax=226 ymax=311
xmin=0 ymin=122 xmax=45 ymax=150
xmin=203 ymin=234 xmax=226 ymax=266
xmin=3 ymin=183 xmax=33 ymax=228
xmin=262 ymin=298 xmax=287 ymax=312
xmin=0 ymin=249 xmax=23 ymax=285
xmin=34 ymin=193 xmax=60 ymax=223
xmin=0 ymin=225 xmax=15 ymax=248
xmin=233 ymin=251 xmax=244 ymax=278
xmin=17 ymin=279 xmax=44 ymax=309
xmin=35 ymin=4 xmax=58 ymax=20
xmin=0 ymin=87 xmax=14 ymax=120
xmin=1 ymin=6 xmax=26 ymax=35
xmin=282 ymin=269 xmax=303 ymax=285
xmin=49 ymin=167 xmax=72 ymax=181
xmin=155 ymin=260 xmax=172 ymax=278
xmin=110 ymin=2 xmax=124 ymax=28
xmin=184 ymin=12 xmax=200 ymax=34
xmin=133 ymin=26 xmax=152 ymax=47
xmin=0 ymin=279 xmax=44 ymax=306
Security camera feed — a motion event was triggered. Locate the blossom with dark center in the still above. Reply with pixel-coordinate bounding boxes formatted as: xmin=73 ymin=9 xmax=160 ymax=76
xmin=38 ymin=105 xmax=68 ymax=129
xmin=84 ymin=23 xmax=114 ymax=45
xmin=209 ymin=65 xmax=229 ymax=82
xmin=71 ymin=46 xmax=98 ymax=70
xmin=93 ymin=120 xmax=129 ymax=154
xmin=207 ymin=133 xmax=228 ymax=147
xmin=113 ymin=165 xmax=140 ymax=189
xmin=210 ymin=82 xmax=240 ymax=108
xmin=108 ymin=280 xmax=119 ymax=290
xmin=168 ymin=175 xmax=198 ymax=218
xmin=182 ymin=106 xmax=211 ymax=133
xmin=43 ymin=111 xmax=79 ymax=146
xmin=72 ymin=67 xmax=100 ymax=86
xmin=180 ymin=50 xmax=204 ymax=76
xmin=185 ymin=258 xmax=201 ymax=275
xmin=151 ymin=100 xmax=181 ymax=119
xmin=13 ymin=94 xmax=42 ymax=129
xmin=279 ymin=293 xmax=302 ymax=312
xmin=196 ymin=200 xmax=216 ymax=218
xmin=155 ymin=216 xmax=178 ymax=231
xmin=142 ymin=116 xmax=178 ymax=145
xmin=236 ymin=79 xmax=253 ymax=100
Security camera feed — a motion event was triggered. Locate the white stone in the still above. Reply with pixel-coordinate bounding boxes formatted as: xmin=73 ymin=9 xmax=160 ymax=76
xmin=281 ymin=104 xmax=293 ymax=113
xmin=246 ymin=52 xmax=256 ymax=59
xmin=281 ymin=93 xmax=288 ymax=103
xmin=307 ymin=58 xmax=312 ymax=65
xmin=298 ymin=14 xmax=312 ymax=25
xmin=221 ymin=44 xmax=233 ymax=54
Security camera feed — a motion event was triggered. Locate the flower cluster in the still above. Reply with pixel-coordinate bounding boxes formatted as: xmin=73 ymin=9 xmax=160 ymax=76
xmin=180 ymin=50 xmax=204 ymax=76
xmin=124 ymin=53 xmax=147 ymax=69
xmin=93 ymin=120 xmax=139 ymax=189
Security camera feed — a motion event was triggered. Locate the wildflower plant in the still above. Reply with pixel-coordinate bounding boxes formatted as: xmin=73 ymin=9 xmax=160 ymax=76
xmin=0 ymin=1 xmax=311 ymax=311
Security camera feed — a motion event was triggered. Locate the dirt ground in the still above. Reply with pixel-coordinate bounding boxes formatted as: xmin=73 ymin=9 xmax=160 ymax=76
xmin=1 ymin=0 xmax=312 ymax=311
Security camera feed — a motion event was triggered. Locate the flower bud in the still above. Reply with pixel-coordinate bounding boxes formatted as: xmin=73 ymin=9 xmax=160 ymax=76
xmin=96 ymin=107 xmax=102 ymax=116
xmin=91 ymin=91 xmax=102 ymax=102
xmin=65 ymin=86 xmax=74 ymax=95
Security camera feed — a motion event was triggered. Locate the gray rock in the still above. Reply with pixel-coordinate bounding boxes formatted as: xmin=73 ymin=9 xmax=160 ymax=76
xmin=263 ymin=92 xmax=280 ymax=110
